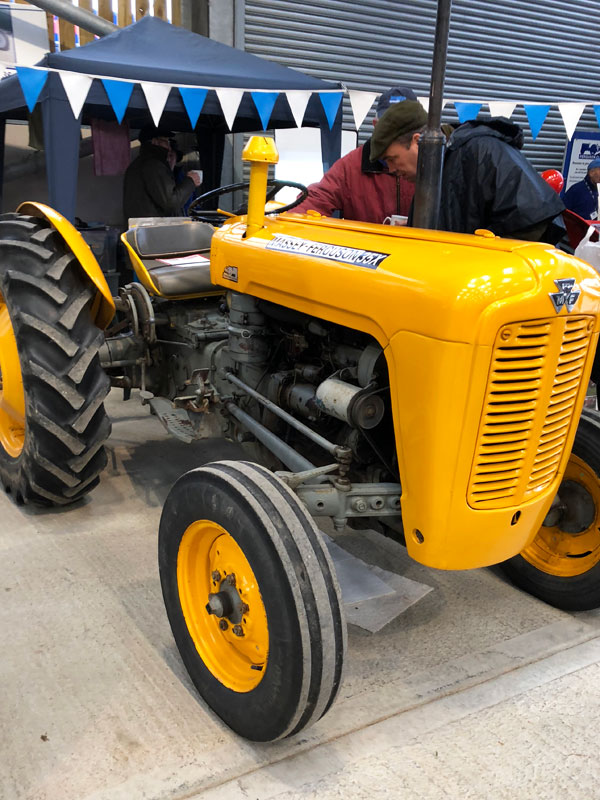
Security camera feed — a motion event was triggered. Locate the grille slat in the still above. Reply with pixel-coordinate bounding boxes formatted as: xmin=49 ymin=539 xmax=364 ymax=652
xmin=468 ymin=316 xmax=593 ymax=509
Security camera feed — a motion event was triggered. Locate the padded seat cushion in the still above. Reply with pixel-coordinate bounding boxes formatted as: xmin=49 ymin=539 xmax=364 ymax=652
xmin=125 ymin=221 xmax=219 ymax=296
xmin=126 ymin=220 xmax=215 ymax=259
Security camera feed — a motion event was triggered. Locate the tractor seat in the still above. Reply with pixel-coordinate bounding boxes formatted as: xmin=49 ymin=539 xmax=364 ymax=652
xmin=124 ymin=220 xmax=219 ymax=296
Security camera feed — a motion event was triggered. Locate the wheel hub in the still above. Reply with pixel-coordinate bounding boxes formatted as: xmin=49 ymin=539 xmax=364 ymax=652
xmin=205 ymin=574 xmax=244 ymax=623
xmin=522 ymin=454 xmax=600 ymax=578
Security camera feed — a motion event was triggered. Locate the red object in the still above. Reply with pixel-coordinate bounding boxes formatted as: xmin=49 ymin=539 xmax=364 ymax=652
xmin=541 ymin=169 xmax=564 ymax=194
xmin=293 ymin=144 xmax=415 ymax=223
xmin=562 ymin=209 xmax=599 ymax=249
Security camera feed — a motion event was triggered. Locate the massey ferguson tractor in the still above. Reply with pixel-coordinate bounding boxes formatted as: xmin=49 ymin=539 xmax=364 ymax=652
xmin=2 ymin=0 xmax=600 ymax=743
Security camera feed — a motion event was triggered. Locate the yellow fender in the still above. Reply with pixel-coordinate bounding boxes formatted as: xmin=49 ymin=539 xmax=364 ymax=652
xmin=17 ymin=202 xmax=116 ymax=330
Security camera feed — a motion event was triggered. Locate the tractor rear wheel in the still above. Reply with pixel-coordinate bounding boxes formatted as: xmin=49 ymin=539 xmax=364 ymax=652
xmin=158 ymin=460 xmax=346 ymax=741
xmin=501 ymin=409 xmax=600 ymax=610
xmin=0 ymin=214 xmax=111 ymax=505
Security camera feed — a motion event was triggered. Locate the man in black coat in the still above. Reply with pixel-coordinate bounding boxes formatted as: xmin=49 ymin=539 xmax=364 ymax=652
xmin=370 ymin=101 xmax=564 ymax=242
xmin=123 ymin=125 xmax=202 ymax=222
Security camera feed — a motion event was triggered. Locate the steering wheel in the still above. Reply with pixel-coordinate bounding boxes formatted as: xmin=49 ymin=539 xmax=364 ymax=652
xmin=188 ymin=179 xmax=309 ymax=225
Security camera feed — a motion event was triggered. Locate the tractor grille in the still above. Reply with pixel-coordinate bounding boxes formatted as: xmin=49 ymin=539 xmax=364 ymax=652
xmin=468 ymin=316 xmax=593 ymax=509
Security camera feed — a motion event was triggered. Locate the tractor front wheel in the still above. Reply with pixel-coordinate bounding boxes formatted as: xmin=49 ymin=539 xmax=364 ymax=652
xmin=158 ymin=460 xmax=346 ymax=741
xmin=0 ymin=214 xmax=111 ymax=505
xmin=501 ymin=410 xmax=600 ymax=610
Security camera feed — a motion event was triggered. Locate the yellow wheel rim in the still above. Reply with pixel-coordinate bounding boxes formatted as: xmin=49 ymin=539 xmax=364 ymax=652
xmin=522 ymin=454 xmax=600 ymax=578
xmin=177 ymin=519 xmax=269 ymax=692
xmin=0 ymin=291 xmax=25 ymax=458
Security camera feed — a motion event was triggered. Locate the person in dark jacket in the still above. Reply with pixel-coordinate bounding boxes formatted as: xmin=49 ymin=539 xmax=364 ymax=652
xmin=123 ymin=125 xmax=202 ymax=222
xmin=370 ymin=101 xmax=565 ymax=242
xmin=562 ymin=157 xmax=600 ymax=220
xmin=292 ymin=87 xmax=417 ymax=223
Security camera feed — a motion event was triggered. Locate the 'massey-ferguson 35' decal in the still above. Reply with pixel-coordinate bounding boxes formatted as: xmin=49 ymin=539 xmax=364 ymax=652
xmin=266 ymin=234 xmax=389 ymax=269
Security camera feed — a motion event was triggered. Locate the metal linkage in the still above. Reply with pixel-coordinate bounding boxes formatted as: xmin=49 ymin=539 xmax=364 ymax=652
xmin=224 ymin=371 xmax=346 ymax=459
xmin=295 ymin=482 xmax=402 ymax=531
xmin=225 ymin=402 xmax=315 ymax=473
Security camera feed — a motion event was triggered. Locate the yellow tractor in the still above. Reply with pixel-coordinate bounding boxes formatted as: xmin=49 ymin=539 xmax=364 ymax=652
xmin=1 ymin=134 xmax=600 ymax=741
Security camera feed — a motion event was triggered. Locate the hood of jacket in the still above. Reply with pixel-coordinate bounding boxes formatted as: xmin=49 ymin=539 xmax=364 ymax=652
xmin=447 ymin=117 xmax=525 ymax=153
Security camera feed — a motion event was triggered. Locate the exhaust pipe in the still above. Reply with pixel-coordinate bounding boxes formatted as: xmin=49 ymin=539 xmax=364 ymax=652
xmin=23 ymin=0 xmax=118 ymax=37
xmin=411 ymin=0 xmax=452 ymax=230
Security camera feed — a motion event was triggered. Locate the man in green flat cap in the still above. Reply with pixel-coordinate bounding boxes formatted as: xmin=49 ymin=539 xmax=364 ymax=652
xmin=370 ymin=100 xmax=564 ymax=242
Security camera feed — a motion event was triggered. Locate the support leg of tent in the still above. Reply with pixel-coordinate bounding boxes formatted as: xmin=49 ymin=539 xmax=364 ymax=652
xmin=42 ymin=73 xmax=81 ymax=222
xmin=196 ymin=128 xmax=225 ymax=209
xmin=0 ymin=119 xmax=6 ymax=213
xmin=320 ymin=104 xmax=342 ymax=174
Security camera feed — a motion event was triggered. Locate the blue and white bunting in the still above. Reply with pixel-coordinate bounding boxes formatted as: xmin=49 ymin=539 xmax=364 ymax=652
xmin=101 ymin=78 xmax=135 ymax=124
xmin=59 ymin=71 xmax=92 ymax=119
xmin=488 ymin=101 xmax=516 ymax=118
xmin=141 ymin=81 xmax=172 ymax=126
xmin=349 ymin=90 xmax=378 ymax=129
xmin=178 ymin=87 xmax=208 ymax=128
xmin=558 ymin=102 xmax=586 ymax=140
xmin=285 ymin=90 xmax=312 ymax=127
xmin=319 ymin=91 xmax=343 ymax=129
xmin=16 ymin=66 xmax=48 ymax=112
xmin=9 ymin=64 xmax=600 ymax=144
xmin=454 ymin=101 xmax=482 ymax=123
xmin=523 ymin=104 xmax=550 ymax=141
xmin=216 ymin=88 xmax=244 ymax=131
xmin=251 ymin=91 xmax=279 ymax=130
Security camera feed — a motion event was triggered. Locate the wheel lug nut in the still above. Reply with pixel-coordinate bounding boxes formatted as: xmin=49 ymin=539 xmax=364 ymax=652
xmin=241 ymin=603 xmax=249 ymax=614
xmin=211 ymin=571 xmax=221 ymax=582
xmin=225 ymin=573 xmax=236 ymax=586
xmin=232 ymin=624 xmax=244 ymax=637
xmin=219 ymin=619 xmax=228 ymax=631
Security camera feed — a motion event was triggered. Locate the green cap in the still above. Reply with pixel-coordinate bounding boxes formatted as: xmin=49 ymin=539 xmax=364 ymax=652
xmin=370 ymin=100 xmax=428 ymax=161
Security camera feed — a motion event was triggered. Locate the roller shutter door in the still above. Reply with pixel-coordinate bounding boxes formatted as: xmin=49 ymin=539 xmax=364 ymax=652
xmin=245 ymin=0 xmax=600 ymax=171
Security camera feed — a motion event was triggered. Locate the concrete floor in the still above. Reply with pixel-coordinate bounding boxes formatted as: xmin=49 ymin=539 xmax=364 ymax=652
xmin=2 ymin=390 xmax=600 ymax=800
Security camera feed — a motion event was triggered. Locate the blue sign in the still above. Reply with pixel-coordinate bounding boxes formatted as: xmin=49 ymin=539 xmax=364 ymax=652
xmin=563 ymin=130 xmax=600 ymax=191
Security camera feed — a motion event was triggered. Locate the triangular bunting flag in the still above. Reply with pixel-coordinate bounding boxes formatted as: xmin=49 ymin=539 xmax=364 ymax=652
xmin=141 ymin=82 xmax=172 ymax=126
xmin=285 ymin=90 xmax=312 ymax=127
xmin=523 ymin=104 xmax=550 ymax=141
xmin=216 ymin=88 xmax=244 ymax=130
xmin=454 ymin=101 xmax=482 ymax=123
xmin=251 ymin=91 xmax=279 ymax=130
xmin=59 ymin=71 xmax=92 ymax=119
xmin=488 ymin=101 xmax=516 ymax=119
xmin=101 ymin=78 xmax=135 ymax=124
xmin=179 ymin=87 xmax=208 ymax=128
xmin=595 ymin=105 xmax=600 ymax=129
xmin=417 ymin=96 xmax=448 ymax=114
xmin=319 ymin=91 xmax=343 ymax=129
xmin=558 ymin=102 xmax=586 ymax=140
xmin=348 ymin=90 xmax=378 ymax=129
xmin=16 ymin=66 xmax=48 ymax=112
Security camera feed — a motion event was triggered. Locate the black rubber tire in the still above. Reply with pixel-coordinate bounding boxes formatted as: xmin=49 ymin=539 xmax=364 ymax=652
xmin=158 ymin=459 xmax=347 ymax=741
xmin=501 ymin=409 xmax=600 ymax=610
xmin=0 ymin=213 xmax=111 ymax=505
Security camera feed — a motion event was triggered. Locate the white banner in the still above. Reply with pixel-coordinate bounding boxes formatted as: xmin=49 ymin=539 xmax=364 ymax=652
xmin=558 ymin=102 xmax=587 ymax=140
xmin=488 ymin=101 xmax=516 ymax=118
xmin=59 ymin=71 xmax=92 ymax=119
xmin=285 ymin=90 xmax=313 ymax=128
xmin=348 ymin=90 xmax=378 ymax=129
xmin=141 ymin=82 xmax=173 ymax=127
xmin=216 ymin=88 xmax=244 ymax=131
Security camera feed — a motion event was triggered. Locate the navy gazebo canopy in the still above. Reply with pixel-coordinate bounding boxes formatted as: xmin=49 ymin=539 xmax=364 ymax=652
xmin=0 ymin=15 xmax=344 ymax=220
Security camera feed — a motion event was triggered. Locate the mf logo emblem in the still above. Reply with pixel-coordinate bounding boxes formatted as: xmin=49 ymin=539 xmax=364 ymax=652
xmin=549 ymin=278 xmax=580 ymax=313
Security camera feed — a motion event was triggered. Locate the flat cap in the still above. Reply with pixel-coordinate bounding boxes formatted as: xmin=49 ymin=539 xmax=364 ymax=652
xmin=370 ymin=100 xmax=428 ymax=161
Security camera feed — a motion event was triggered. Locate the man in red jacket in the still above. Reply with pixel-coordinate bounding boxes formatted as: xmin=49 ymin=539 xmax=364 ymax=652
xmin=293 ymin=86 xmax=417 ymax=224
